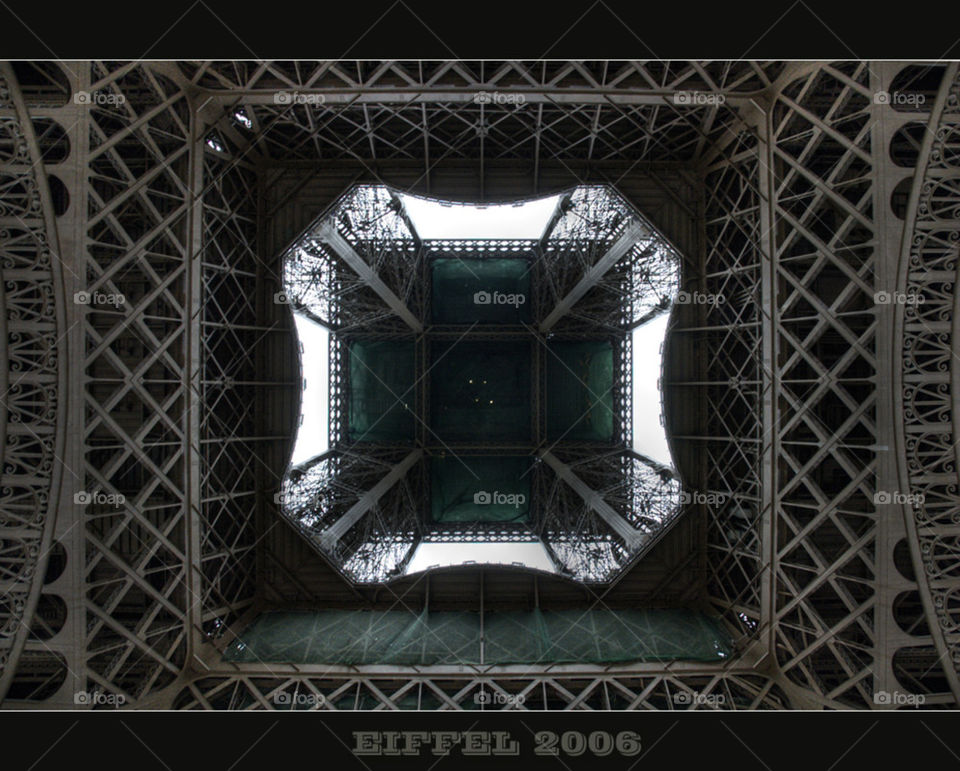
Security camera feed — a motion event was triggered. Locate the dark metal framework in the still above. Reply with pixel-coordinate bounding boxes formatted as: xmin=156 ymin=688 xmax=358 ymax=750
xmin=277 ymin=183 xmax=683 ymax=584
xmin=0 ymin=60 xmax=957 ymax=710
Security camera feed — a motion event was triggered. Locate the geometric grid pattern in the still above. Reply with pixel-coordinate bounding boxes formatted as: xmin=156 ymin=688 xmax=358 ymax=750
xmin=896 ymin=63 xmax=960 ymax=702
xmin=277 ymin=182 xmax=683 ymax=584
xmin=0 ymin=59 xmax=957 ymax=710
xmin=0 ymin=63 xmax=67 ymax=701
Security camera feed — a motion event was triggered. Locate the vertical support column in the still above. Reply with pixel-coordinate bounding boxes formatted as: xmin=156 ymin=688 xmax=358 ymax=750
xmin=869 ymin=61 xmax=914 ymax=703
xmin=51 ymin=62 xmax=91 ymax=706
xmin=184 ymin=96 xmax=206 ymax=664
xmin=893 ymin=62 xmax=960 ymax=702
xmin=694 ymin=166 xmax=709 ymax=590
xmin=755 ymin=99 xmax=779 ymax=665
xmin=0 ymin=62 xmax=74 ymax=704
xmin=254 ymin=146 xmax=268 ymax=616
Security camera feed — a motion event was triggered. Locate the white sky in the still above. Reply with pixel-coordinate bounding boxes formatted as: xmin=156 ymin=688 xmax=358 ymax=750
xmin=405 ymin=542 xmax=556 ymax=574
xmin=632 ymin=313 xmax=673 ymax=467
xmin=289 ymin=313 xmax=329 ymax=467
xmin=399 ymin=193 xmax=561 ymax=239
xmin=288 ymin=191 xmax=675 ymax=574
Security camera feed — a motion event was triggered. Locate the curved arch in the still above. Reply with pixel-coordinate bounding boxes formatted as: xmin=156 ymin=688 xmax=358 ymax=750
xmin=893 ymin=61 xmax=960 ymax=702
xmin=0 ymin=63 xmax=67 ymax=702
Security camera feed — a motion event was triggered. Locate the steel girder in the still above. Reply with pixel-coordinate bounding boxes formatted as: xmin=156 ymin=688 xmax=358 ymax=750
xmin=167 ymin=669 xmax=789 ymax=711
xmin=1 ymin=60 xmax=957 ymax=711
xmin=0 ymin=64 xmax=68 ymax=702
xmin=894 ymin=63 xmax=960 ymax=702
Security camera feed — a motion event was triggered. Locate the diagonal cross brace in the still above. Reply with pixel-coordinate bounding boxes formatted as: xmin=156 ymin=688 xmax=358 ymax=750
xmin=540 ymin=451 xmax=644 ymax=550
xmin=539 ymin=222 xmax=647 ymax=332
xmin=319 ymin=449 xmax=423 ymax=549
xmin=317 ymin=223 xmax=423 ymax=333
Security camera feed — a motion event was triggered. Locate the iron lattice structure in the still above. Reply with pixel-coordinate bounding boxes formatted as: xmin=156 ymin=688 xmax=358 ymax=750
xmin=276 ymin=182 xmax=682 ymax=584
xmin=0 ymin=60 xmax=955 ymax=710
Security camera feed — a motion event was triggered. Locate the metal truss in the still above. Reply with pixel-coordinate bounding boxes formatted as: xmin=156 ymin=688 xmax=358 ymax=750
xmin=175 ymin=61 xmax=786 ymax=178
xmin=536 ymin=450 xmax=683 ymax=582
xmin=169 ymin=669 xmax=789 ymax=711
xmin=765 ymin=62 xmax=880 ymax=708
xmin=282 ymin=185 xmax=420 ymax=334
xmin=2 ymin=60 xmax=958 ymax=711
xmin=278 ymin=449 xmax=425 ymax=584
xmin=276 ymin=182 xmax=681 ymax=584
xmin=0 ymin=65 xmax=67 ymax=701
xmin=895 ymin=63 xmax=960 ymax=701
xmin=694 ymin=107 xmax=767 ymax=653
xmin=538 ymin=186 xmax=679 ymax=335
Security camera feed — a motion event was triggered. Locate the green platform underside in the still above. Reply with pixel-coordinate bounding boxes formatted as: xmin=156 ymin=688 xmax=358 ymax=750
xmin=431 ymin=341 xmax=531 ymax=442
xmin=431 ymin=257 xmax=532 ymax=324
xmin=547 ymin=341 xmax=614 ymax=441
xmin=348 ymin=340 xmax=415 ymax=442
xmin=431 ymin=455 xmax=531 ymax=523
xmin=223 ymin=609 xmax=732 ymax=665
